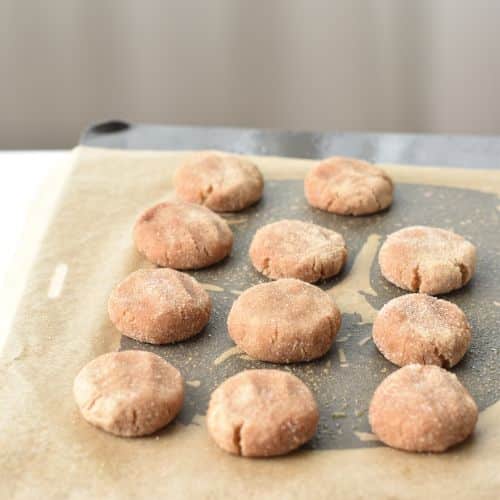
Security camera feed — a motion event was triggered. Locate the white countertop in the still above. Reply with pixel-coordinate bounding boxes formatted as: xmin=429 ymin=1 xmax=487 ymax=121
xmin=0 ymin=150 xmax=70 ymax=344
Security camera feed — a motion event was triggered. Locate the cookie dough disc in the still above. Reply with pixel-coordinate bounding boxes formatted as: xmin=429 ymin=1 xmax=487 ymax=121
xmin=174 ymin=151 xmax=264 ymax=212
xmin=108 ymin=268 xmax=211 ymax=344
xmin=207 ymin=369 xmax=319 ymax=457
xmin=373 ymin=293 xmax=471 ymax=368
xmin=304 ymin=156 xmax=393 ymax=215
xmin=227 ymin=279 xmax=341 ymax=363
xmin=378 ymin=226 xmax=476 ymax=295
xmin=369 ymin=364 xmax=478 ymax=452
xmin=133 ymin=201 xmax=233 ymax=269
xmin=74 ymin=351 xmax=184 ymax=437
xmin=249 ymin=219 xmax=347 ymax=283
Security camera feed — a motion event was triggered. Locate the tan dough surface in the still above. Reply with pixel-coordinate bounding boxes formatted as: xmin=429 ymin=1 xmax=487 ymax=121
xmin=369 ymin=364 xmax=478 ymax=452
xmin=207 ymin=369 xmax=319 ymax=457
xmin=73 ymin=350 xmax=184 ymax=436
xmin=174 ymin=151 xmax=264 ymax=212
xmin=304 ymin=156 xmax=393 ymax=215
xmin=134 ymin=200 xmax=233 ymax=269
xmin=372 ymin=293 xmax=471 ymax=368
xmin=378 ymin=225 xmax=476 ymax=295
xmin=108 ymin=268 xmax=211 ymax=344
xmin=227 ymin=279 xmax=341 ymax=363
xmin=249 ymin=219 xmax=347 ymax=283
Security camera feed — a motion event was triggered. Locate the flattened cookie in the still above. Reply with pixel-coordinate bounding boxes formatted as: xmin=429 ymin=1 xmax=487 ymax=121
xmin=108 ymin=268 xmax=211 ymax=344
xmin=249 ymin=219 xmax=347 ymax=283
xmin=379 ymin=226 xmax=476 ymax=295
xmin=373 ymin=293 xmax=471 ymax=368
xmin=134 ymin=201 xmax=233 ymax=269
xmin=74 ymin=351 xmax=184 ymax=437
xmin=304 ymin=156 xmax=393 ymax=215
xmin=227 ymin=279 xmax=341 ymax=363
xmin=174 ymin=151 xmax=264 ymax=212
xmin=207 ymin=369 xmax=319 ymax=457
xmin=369 ymin=364 xmax=478 ymax=452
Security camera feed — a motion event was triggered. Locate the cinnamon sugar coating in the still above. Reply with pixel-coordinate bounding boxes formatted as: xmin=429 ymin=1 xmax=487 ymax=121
xmin=134 ymin=201 xmax=233 ymax=269
xmin=207 ymin=369 xmax=319 ymax=457
xmin=373 ymin=293 xmax=471 ymax=368
xmin=174 ymin=151 xmax=264 ymax=212
xmin=369 ymin=364 xmax=478 ymax=452
xmin=304 ymin=156 xmax=393 ymax=215
xmin=74 ymin=351 xmax=184 ymax=437
xmin=108 ymin=268 xmax=211 ymax=344
xmin=379 ymin=226 xmax=476 ymax=295
xmin=227 ymin=279 xmax=341 ymax=363
xmin=249 ymin=219 xmax=347 ymax=283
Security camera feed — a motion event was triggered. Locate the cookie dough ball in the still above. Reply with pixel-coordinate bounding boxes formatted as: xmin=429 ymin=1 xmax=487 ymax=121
xmin=227 ymin=279 xmax=341 ymax=363
xmin=249 ymin=219 xmax=347 ymax=283
xmin=369 ymin=364 xmax=478 ymax=452
xmin=74 ymin=351 xmax=184 ymax=437
xmin=108 ymin=268 xmax=211 ymax=344
xmin=379 ymin=226 xmax=476 ymax=295
xmin=373 ymin=294 xmax=471 ymax=368
xmin=207 ymin=369 xmax=319 ymax=457
xmin=133 ymin=201 xmax=233 ymax=269
xmin=304 ymin=156 xmax=393 ymax=215
xmin=174 ymin=151 xmax=264 ymax=212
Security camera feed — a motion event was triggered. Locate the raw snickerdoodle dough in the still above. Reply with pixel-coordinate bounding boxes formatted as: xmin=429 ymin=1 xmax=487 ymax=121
xmin=369 ymin=364 xmax=478 ymax=452
xmin=174 ymin=151 xmax=264 ymax=212
xmin=207 ymin=369 xmax=319 ymax=457
xmin=378 ymin=226 xmax=476 ymax=295
xmin=108 ymin=268 xmax=211 ymax=344
xmin=249 ymin=219 xmax=347 ymax=283
xmin=373 ymin=293 xmax=471 ymax=368
xmin=73 ymin=351 xmax=184 ymax=437
xmin=133 ymin=201 xmax=233 ymax=269
xmin=304 ymin=156 xmax=393 ymax=215
xmin=227 ymin=279 xmax=341 ymax=363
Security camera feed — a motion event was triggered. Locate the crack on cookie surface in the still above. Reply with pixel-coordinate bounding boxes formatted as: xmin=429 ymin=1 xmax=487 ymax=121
xmin=411 ymin=265 xmax=421 ymax=292
xmin=457 ymin=262 xmax=469 ymax=286
xmin=260 ymin=257 xmax=271 ymax=275
xmin=233 ymin=423 xmax=243 ymax=455
xmin=367 ymin=185 xmax=383 ymax=212
xmin=434 ymin=346 xmax=451 ymax=369
xmin=200 ymin=183 xmax=214 ymax=204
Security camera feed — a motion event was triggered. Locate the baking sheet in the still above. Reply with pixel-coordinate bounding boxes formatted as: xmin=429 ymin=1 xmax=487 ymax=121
xmin=1 ymin=146 xmax=499 ymax=499
xmin=124 ymin=178 xmax=499 ymax=450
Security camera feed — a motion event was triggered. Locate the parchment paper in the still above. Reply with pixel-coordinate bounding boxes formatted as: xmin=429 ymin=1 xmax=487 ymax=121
xmin=1 ymin=146 xmax=499 ymax=499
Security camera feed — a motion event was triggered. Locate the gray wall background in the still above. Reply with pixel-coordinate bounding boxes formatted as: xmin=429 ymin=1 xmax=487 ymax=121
xmin=1 ymin=0 xmax=500 ymax=149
